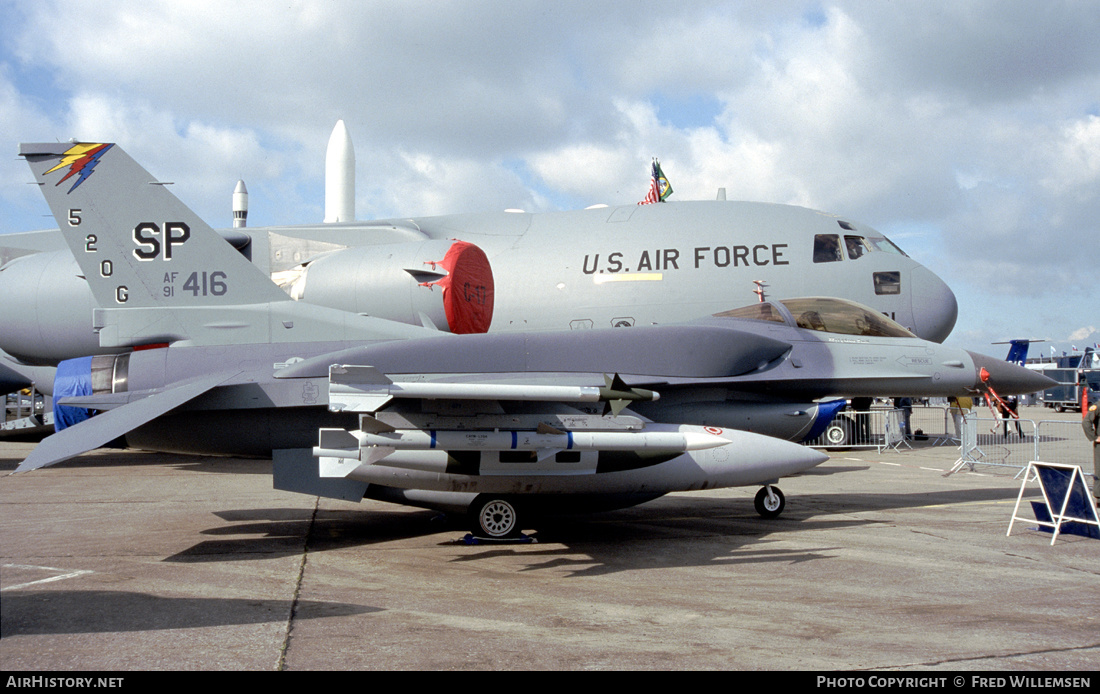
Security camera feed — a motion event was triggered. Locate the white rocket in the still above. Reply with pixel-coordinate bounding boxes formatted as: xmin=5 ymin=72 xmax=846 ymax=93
xmin=230 ymin=120 xmax=356 ymax=225
xmin=232 ymin=179 xmax=248 ymax=228
xmin=324 ymin=119 xmax=355 ymax=223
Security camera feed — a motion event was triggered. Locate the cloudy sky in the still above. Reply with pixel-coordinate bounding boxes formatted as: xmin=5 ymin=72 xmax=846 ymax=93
xmin=1 ymin=0 xmax=1097 ymax=359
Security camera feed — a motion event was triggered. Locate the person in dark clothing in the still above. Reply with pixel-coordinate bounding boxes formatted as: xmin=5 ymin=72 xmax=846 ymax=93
xmin=1001 ymin=396 xmax=1023 ymax=437
xmin=1084 ymin=402 xmax=1100 ymax=502
xmin=851 ymin=397 xmax=873 ymax=444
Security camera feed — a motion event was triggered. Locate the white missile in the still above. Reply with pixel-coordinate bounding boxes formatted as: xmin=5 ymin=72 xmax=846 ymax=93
xmin=324 ymin=119 xmax=355 ymax=223
xmin=232 ymin=179 xmax=248 ymax=228
xmin=314 ymin=425 xmax=729 ymax=463
xmin=327 ymin=365 xmax=659 ymax=413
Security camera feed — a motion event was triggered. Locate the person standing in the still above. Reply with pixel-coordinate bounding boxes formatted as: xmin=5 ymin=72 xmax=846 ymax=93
xmin=999 ymin=396 xmax=1023 ymax=437
xmin=949 ymin=396 xmax=972 ymax=441
xmin=852 ymin=397 xmax=873 ymax=444
xmin=1006 ymin=396 xmax=1023 ymax=437
xmin=1084 ymin=402 xmax=1100 ymax=503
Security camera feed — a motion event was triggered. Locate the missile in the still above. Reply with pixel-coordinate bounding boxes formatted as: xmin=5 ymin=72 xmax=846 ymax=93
xmin=314 ymin=424 xmax=727 ymax=464
xmin=599 ymin=373 xmax=659 ymax=415
xmin=327 ymin=365 xmax=660 ymax=413
xmin=324 ymin=119 xmax=355 ymax=223
xmin=232 ymin=179 xmax=247 ymax=228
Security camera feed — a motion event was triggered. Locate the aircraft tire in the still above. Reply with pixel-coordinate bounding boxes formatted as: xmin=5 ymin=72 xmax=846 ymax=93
xmin=754 ymin=486 xmax=785 ymax=519
xmin=824 ymin=415 xmax=854 ymax=450
xmin=469 ymin=495 xmax=522 ymax=538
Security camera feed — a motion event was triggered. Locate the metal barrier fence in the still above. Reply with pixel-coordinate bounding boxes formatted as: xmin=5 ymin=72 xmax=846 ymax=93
xmin=803 ymin=406 xmax=953 ymax=452
xmin=950 ymin=417 xmax=1092 ymax=474
xmin=803 ymin=408 xmax=900 ymax=452
xmin=910 ymin=406 xmax=952 ymax=444
xmin=2 ymin=385 xmax=50 ymax=435
xmin=4 ymin=386 xmax=44 ymax=423
xmin=807 ymin=407 xmax=1091 ymax=477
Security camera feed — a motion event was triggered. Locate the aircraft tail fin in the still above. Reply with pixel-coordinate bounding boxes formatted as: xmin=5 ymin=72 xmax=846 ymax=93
xmin=1005 ymin=340 xmax=1029 ymax=366
xmin=19 ymin=142 xmax=290 ymax=310
xmin=993 ymin=339 xmax=1043 ymax=366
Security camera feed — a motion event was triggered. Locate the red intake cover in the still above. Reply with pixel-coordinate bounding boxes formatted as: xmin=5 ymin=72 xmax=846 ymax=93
xmin=428 ymin=241 xmax=494 ymax=334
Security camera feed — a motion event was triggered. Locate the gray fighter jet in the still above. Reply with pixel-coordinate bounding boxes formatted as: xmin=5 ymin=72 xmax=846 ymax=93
xmin=10 ymin=142 xmax=1050 ymax=538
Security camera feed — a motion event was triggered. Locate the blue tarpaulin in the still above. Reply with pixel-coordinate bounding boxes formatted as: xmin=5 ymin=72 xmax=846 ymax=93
xmin=53 ymin=356 xmax=93 ymax=431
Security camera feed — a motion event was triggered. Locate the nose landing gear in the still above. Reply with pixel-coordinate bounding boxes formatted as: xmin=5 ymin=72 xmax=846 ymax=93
xmin=754 ymin=485 xmax=786 ymax=519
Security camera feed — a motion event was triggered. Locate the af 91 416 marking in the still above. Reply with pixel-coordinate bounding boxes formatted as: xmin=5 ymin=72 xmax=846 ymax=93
xmin=163 ymin=271 xmax=228 ymax=298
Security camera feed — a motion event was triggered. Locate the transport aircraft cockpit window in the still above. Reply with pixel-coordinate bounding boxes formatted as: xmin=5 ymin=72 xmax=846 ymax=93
xmin=779 ymin=298 xmax=916 ymax=338
xmin=813 ymin=234 xmax=843 ymax=263
xmin=867 ymin=236 xmax=908 ymax=257
xmin=873 ymin=271 xmax=901 ymax=295
xmin=844 ymin=235 xmax=871 ymax=260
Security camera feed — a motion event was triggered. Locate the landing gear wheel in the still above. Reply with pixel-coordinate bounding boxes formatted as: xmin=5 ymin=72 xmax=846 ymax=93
xmin=824 ymin=415 xmax=854 ymax=449
xmin=754 ymin=486 xmax=786 ymax=519
xmin=469 ymin=495 xmax=522 ymax=538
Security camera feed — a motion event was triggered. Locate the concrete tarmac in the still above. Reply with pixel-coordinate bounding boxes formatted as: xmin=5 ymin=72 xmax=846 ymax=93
xmin=1 ymin=408 xmax=1097 ymax=671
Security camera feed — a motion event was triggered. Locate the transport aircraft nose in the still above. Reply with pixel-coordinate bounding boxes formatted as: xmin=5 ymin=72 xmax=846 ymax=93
xmin=910 ymin=267 xmax=958 ymax=343
xmin=967 ymin=351 xmax=1057 ymax=395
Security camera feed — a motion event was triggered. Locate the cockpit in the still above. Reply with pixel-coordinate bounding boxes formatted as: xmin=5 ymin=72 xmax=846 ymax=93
xmin=812 ymin=226 xmax=908 ymax=297
xmin=812 ymin=229 xmax=908 ymax=263
xmin=715 ymin=297 xmax=918 ymax=339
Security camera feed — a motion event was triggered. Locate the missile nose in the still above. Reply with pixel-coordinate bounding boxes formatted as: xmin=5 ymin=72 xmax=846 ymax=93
xmin=966 ymin=351 xmax=1057 ymax=395
xmin=910 ymin=267 xmax=958 ymax=343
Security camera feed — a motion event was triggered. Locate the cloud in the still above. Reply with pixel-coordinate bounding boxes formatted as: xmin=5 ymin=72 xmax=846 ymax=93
xmin=1068 ymin=326 xmax=1098 ymax=342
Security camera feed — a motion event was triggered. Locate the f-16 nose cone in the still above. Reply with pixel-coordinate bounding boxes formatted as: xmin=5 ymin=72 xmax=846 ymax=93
xmin=911 ymin=267 xmax=958 ymax=343
xmin=967 ymin=351 xmax=1057 ymax=395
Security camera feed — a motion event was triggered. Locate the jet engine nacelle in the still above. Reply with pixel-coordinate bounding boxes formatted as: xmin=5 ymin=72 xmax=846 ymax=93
xmin=281 ymin=239 xmax=494 ymax=334
xmin=0 ymin=250 xmax=100 ymax=364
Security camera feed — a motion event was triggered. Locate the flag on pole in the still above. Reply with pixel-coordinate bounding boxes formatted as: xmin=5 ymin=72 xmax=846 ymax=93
xmin=638 ymin=159 xmax=673 ymax=205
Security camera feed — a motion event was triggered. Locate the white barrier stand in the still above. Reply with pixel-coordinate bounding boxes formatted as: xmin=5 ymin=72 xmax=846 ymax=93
xmin=883 ymin=410 xmax=909 ymax=451
xmin=1007 ymin=461 xmax=1100 ymax=545
xmin=947 ymin=414 xmax=981 ymax=475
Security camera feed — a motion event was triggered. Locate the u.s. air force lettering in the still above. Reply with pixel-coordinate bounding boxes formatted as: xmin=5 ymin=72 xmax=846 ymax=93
xmin=582 ymin=244 xmax=790 ymax=274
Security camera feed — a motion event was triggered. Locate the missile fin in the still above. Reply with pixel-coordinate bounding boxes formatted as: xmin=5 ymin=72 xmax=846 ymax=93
xmin=363 ymin=445 xmax=397 ymax=465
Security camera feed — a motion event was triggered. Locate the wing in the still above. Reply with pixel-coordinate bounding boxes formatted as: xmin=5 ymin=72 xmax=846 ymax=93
xmin=16 ymin=371 xmax=240 ymax=472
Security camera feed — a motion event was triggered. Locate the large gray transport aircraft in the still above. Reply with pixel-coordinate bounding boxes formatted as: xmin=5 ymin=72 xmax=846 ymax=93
xmin=0 ymin=141 xmax=959 ymax=367
xmin=7 ymin=142 xmax=1050 ymax=538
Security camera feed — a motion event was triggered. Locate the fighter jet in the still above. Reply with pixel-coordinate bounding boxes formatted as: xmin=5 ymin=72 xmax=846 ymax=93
xmin=0 ymin=141 xmax=959 ymax=366
xmin=10 ymin=142 xmax=1049 ymax=538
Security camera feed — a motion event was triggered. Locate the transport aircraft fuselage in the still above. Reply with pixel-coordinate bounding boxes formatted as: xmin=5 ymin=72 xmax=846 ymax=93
xmin=0 ymin=200 xmax=958 ymax=365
